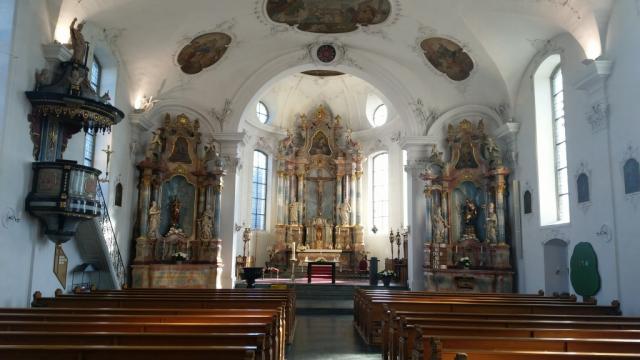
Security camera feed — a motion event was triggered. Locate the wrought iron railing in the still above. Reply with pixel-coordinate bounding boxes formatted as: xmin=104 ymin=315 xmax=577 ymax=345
xmin=97 ymin=185 xmax=127 ymax=288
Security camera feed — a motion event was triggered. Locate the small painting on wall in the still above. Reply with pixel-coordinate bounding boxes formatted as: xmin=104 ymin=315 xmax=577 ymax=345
xmin=577 ymin=173 xmax=590 ymax=203
xmin=420 ymin=37 xmax=474 ymax=81
xmin=624 ymin=158 xmax=640 ymax=194
xmin=523 ymin=190 xmax=532 ymax=214
xmin=53 ymin=244 xmax=68 ymax=288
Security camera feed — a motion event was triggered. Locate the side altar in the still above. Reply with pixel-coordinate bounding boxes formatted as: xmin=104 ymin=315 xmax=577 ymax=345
xmin=423 ymin=119 xmax=513 ymax=292
xmin=272 ymin=105 xmax=366 ymax=272
xmin=131 ymin=114 xmax=226 ymax=289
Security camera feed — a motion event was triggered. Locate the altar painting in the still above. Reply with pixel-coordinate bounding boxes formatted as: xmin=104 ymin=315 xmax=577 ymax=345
xmin=304 ymin=180 xmax=336 ymax=223
xmin=266 ymin=0 xmax=392 ymax=33
xmin=160 ymin=176 xmax=196 ymax=237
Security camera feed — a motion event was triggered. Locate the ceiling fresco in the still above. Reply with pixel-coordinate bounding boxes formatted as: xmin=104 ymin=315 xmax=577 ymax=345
xmin=177 ymin=32 xmax=232 ymax=75
xmin=265 ymin=0 xmax=392 ymax=33
xmin=420 ymin=37 xmax=474 ymax=81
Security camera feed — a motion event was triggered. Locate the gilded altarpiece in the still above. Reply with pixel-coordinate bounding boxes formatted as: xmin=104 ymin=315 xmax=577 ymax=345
xmin=423 ymin=120 xmax=513 ymax=292
xmin=274 ymin=105 xmax=365 ymax=272
xmin=131 ymin=114 xmax=226 ymax=288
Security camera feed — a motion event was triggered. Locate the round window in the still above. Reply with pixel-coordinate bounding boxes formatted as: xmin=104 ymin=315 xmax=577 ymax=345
xmin=256 ymin=101 xmax=269 ymax=124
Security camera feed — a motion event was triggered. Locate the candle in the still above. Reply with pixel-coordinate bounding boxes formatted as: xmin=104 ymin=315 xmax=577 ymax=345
xmin=290 ymin=242 xmax=296 ymax=261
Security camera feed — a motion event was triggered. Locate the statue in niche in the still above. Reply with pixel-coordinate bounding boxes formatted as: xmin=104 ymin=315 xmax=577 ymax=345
xmin=340 ymin=202 xmax=351 ymax=226
xmin=147 ymin=201 xmax=161 ymax=239
xmin=69 ymin=18 xmax=87 ymax=65
xmin=170 ymin=196 xmax=182 ymax=228
xmin=198 ymin=208 xmax=214 ymax=240
xmin=462 ymin=198 xmax=478 ymax=238
xmin=289 ymin=202 xmax=299 ymax=224
xmin=485 ymin=202 xmax=497 ymax=243
xmin=432 ymin=205 xmax=448 ymax=243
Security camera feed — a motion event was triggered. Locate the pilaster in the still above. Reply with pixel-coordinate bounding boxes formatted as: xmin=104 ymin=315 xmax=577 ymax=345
xmin=216 ymin=132 xmax=246 ymax=288
xmin=400 ymin=136 xmax=435 ymax=290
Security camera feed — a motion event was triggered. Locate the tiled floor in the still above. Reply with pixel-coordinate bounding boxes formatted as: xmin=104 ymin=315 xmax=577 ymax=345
xmin=287 ymin=314 xmax=380 ymax=360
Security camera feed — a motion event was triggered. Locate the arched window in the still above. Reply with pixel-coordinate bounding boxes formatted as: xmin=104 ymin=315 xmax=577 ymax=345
xmin=551 ymin=66 xmax=569 ymax=221
xmin=251 ymin=150 xmax=268 ymax=230
xmin=624 ymin=158 xmax=640 ymax=194
xmin=256 ymin=101 xmax=269 ymax=124
xmin=372 ymin=152 xmax=389 ymax=231
xmin=534 ymin=55 xmax=569 ymax=225
xmin=372 ymin=104 xmax=388 ymax=127
xmin=84 ymin=56 xmax=102 ymax=167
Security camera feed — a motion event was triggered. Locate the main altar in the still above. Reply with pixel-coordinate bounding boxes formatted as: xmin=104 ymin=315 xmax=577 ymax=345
xmin=423 ymin=119 xmax=513 ymax=292
xmin=272 ymin=105 xmax=366 ymax=272
xmin=131 ymin=114 xmax=226 ymax=288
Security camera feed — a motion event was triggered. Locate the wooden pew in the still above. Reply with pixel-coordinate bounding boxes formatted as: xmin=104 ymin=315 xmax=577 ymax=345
xmin=419 ymin=336 xmax=640 ymax=360
xmin=410 ymin=325 xmax=640 ymax=360
xmin=52 ymin=289 xmax=297 ymax=344
xmin=443 ymin=350 xmax=640 ymax=360
xmin=0 ymin=345 xmax=258 ymax=360
xmin=31 ymin=292 xmax=289 ymax=358
xmin=359 ymin=298 xmax=620 ymax=345
xmin=0 ymin=320 xmax=277 ymax=360
xmin=394 ymin=316 xmax=640 ymax=360
xmin=0 ymin=331 xmax=268 ymax=360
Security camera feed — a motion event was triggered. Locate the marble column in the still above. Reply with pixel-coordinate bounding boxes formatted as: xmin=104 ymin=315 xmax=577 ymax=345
xmin=137 ymin=168 xmax=152 ymax=238
xmin=356 ymin=170 xmax=363 ymax=225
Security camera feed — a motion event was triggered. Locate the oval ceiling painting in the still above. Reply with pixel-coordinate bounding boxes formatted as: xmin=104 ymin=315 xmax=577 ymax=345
xmin=177 ymin=32 xmax=232 ymax=75
xmin=266 ymin=0 xmax=391 ymax=34
xmin=420 ymin=37 xmax=474 ymax=81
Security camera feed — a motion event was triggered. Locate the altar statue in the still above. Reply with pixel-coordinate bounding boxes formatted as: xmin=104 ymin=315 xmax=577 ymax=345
xmin=69 ymin=18 xmax=87 ymax=65
xmin=198 ymin=207 xmax=214 ymax=240
xmin=289 ymin=202 xmax=299 ymax=224
xmin=485 ymin=202 xmax=497 ymax=243
xmin=170 ymin=196 xmax=182 ymax=228
xmin=462 ymin=198 xmax=478 ymax=238
xmin=432 ymin=205 xmax=448 ymax=243
xmin=340 ymin=202 xmax=351 ymax=226
xmin=147 ymin=201 xmax=160 ymax=239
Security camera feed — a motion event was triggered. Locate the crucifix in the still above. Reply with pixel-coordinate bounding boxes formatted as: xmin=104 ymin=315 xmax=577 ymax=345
xmin=316 ymin=179 xmax=324 ymax=218
xmin=100 ymin=145 xmax=114 ymax=182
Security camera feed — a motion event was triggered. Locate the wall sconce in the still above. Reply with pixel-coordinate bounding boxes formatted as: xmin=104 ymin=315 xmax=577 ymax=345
xmin=371 ymin=224 xmax=378 ymax=234
xmin=235 ymin=223 xmax=244 ymax=232
xmin=596 ymin=224 xmax=612 ymax=243
xmin=1 ymin=207 xmax=22 ymax=229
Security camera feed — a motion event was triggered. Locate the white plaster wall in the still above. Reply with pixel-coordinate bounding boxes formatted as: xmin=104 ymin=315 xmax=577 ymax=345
xmin=0 ymin=0 xmax=134 ymax=306
xmin=604 ymin=0 xmax=640 ymax=315
xmin=514 ymin=2 xmax=640 ymax=314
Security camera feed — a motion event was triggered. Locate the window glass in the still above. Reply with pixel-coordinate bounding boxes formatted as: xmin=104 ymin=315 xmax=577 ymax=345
xmin=256 ymin=101 xmax=269 ymax=124
xmin=251 ymin=150 xmax=268 ymax=230
xmin=372 ymin=104 xmax=387 ymax=127
xmin=372 ymin=152 xmax=389 ymax=231
xmin=551 ymin=67 xmax=570 ymax=222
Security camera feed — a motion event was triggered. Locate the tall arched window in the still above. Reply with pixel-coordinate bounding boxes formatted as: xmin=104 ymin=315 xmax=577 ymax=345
xmin=251 ymin=150 xmax=268 ymax=230
xmin=372 ymin=152 xmax=389 ymax=231
xmin=551 ymin=66 xmax=569 ymax=221
xmin=534 ymin=55 xmax=569 ymax=225
xmin=84 ymin=56 xmax=102 ymax=166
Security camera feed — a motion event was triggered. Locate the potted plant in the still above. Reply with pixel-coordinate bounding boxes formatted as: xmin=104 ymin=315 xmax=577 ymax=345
xmin=378 ymin=269 xmax=396 ymax=287
xmin=172 ymin=252 xmax=188 ymax=264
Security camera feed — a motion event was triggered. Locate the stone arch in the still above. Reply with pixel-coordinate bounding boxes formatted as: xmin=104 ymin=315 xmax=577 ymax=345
xmin=229 ymin=48 xmax=421 ymax=136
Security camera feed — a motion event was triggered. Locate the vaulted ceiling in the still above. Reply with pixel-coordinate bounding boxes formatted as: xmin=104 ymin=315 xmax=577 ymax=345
xmin=50 ymin=0 xmax=614 ymax=131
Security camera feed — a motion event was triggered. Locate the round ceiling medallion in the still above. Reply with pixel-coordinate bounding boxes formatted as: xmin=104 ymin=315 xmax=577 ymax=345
xmin=316 ymin=44 xmax=337 ymax=63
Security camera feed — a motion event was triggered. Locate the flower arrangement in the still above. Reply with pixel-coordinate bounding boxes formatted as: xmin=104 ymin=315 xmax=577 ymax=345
xmin=378 ymin=269 xmax=396 ymax=278
xmin=457 ymin=256 xmax=471 ymax=268
xmin=172 ymin=252 xmax=189 ymax=262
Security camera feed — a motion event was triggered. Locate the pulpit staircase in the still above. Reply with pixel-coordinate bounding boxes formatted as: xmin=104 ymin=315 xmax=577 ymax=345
xmin=74 ymin=185 xmax=127 ymax=290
